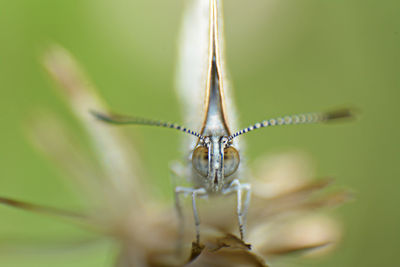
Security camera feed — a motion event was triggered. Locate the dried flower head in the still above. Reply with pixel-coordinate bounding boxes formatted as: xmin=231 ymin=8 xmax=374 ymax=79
xmin=0 ymin=45 xmax=350 ymax=266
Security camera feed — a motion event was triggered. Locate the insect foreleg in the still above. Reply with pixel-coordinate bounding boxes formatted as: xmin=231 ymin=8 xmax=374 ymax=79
xmin=223 ymin=180 xmax=252 ymax=240
xmin=174 ymin=187 xmax=207 ymax=246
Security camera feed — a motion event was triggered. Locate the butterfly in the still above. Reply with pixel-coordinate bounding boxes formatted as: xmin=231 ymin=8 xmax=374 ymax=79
xmin=91 ymin=0 xmax=352 ymax=246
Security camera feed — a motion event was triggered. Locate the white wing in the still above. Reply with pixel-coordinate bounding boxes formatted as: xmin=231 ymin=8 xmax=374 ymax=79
xmin=175 ymin=0 xmax=239 ymax=150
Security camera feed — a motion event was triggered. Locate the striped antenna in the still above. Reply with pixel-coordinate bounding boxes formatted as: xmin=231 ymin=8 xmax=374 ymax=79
xmin=228 ymin=108 xmax=353 ymax=142
xmin=91 ymin=110 xmax=205 ymax=142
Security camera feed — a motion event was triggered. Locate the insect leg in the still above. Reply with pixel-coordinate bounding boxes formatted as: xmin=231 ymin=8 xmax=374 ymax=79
xmin=241 ymin=183 xmax=252 ymax=239
xmin=223 ymin=180 xmax=252 ymax=240
xmin=192 ymin=188 xmax=206 ymax=245
xmin=175 ymin=187 xmax=206 ymax=246
xmin=174 ymin=187 xmax=185 ymax=253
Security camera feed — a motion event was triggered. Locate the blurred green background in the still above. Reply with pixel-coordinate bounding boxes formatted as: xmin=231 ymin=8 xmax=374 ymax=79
xmin=0 ymin=0 xmax=399 ymax=266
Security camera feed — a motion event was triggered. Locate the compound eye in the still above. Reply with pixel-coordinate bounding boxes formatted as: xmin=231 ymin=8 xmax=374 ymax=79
xmin=192 ymin=146 xmax=208 ymax=177
xmin=224 ymin=147 xmax=240 ymax=176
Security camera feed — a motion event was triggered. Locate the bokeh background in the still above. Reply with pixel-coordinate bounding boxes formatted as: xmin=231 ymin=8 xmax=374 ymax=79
xmin=0 ymin=0 xmax=399 ymax=266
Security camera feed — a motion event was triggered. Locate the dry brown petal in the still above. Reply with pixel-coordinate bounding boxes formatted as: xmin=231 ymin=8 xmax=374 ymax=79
xmin=42 ymin=45 xmax=145 ymax=206
xmin=252 ymin=215 xmax=341 ymax=258
xmin=27 ymin=113 xmax=107 ymax=205
xmin=186 ymin=234 xmax=268 ymax=267
xmin=252 ymin=153 xmax=314 ymax=199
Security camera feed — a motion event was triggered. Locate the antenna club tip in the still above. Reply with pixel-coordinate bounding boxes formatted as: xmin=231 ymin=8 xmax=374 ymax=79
xmin=89 ymin=109 xmax=109 ymax=121
xmin=89 ymin=109 xmax=98 ymax=116
xmin=324 ymin=108 xmax=358 ymax=122
xmin=89 ymin=109 xmax=122 ymax=125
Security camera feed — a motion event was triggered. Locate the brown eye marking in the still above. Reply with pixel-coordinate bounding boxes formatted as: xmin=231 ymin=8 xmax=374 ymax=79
xmin=192 ymin=146 xmax=209 ymax=177
xmin=223 ymin=146 xmax=240 ymax=177
xmin=224 ymin=149 xmax=234 ymax=159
